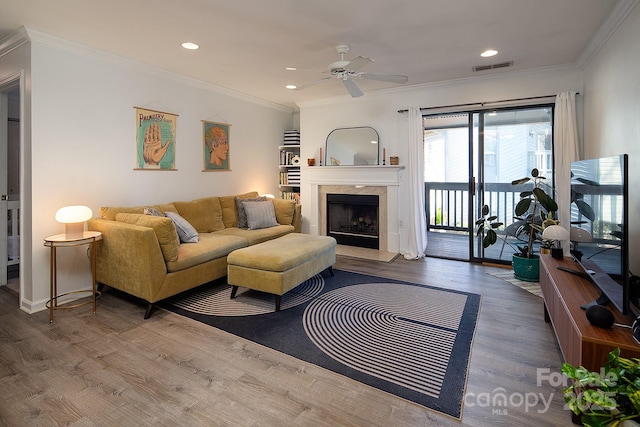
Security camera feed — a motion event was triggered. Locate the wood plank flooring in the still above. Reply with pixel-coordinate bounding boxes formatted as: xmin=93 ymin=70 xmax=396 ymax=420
xmin=0 ymin=256 xmax=571 ymax=426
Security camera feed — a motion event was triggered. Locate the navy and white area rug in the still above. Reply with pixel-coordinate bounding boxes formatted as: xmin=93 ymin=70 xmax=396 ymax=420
xmin=160 ymin=270 xmax=481 ymax=419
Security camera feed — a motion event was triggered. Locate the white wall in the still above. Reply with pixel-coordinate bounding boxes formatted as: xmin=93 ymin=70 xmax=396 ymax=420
xmin=583 ymin=3 xmax=640 ymax=269
xmin=2 ymin=29 xmax=293 ymax=313
xmin=298 ymin=67 xmax=583 ymax=254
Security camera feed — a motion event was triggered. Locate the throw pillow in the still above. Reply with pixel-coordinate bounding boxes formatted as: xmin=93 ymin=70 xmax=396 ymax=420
xmin=220 ymin=191 xmax=259 ymax=228
xmin=243 ymin=200 xmax=279 ymax=230
xmin=143 ymin=207 xmax=163 ymax=216
xmin=235 ymin=196 xmax=266 ymax=228
xmin=272 ymin=198 xmax=296 ymax=225
xmin=115 ymin=213 xmax=179 ymax=262
xmin=165 ymin=211 xmax=199 ymax=243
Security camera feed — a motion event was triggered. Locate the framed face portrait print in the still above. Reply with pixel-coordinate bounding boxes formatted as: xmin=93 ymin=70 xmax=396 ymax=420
xmin=202 ymin=121 xmax=230 ymax=171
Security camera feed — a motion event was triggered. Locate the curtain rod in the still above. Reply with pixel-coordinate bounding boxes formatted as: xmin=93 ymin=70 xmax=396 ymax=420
xmin=397 ymin=93 xmax=580 ymax=114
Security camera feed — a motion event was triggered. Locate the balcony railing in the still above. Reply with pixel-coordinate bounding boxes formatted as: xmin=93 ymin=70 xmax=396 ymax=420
xmin=425 ymin=182 xmax=530 ymax=234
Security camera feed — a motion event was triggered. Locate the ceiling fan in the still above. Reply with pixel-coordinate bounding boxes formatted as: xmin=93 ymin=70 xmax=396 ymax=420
xmin=295 ymin=44 xmax=409 ymax=97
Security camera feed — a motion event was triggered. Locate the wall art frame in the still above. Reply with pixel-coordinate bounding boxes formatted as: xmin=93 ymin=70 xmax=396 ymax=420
xmin=202 ymin=120 xmax=231 ymax=171
xmin=134 ymin=106 xmax=177 ymax=170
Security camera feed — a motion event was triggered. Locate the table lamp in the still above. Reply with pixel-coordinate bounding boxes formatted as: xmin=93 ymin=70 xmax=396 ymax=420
xmin=570 ymin=226 xmax=593 ymax=261
xmin=542 ymin=225 xmax=570 ymax=259
xmin=55 ymin=205 xmax=93 ymax=239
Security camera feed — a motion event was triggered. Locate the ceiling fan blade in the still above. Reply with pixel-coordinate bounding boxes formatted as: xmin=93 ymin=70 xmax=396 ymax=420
xmin=359 ymin=72 xmax=408 ymax=84
xmin=294 ymin=76 xmax=332 ymax=91
xmin=347 ymin=56 xmax=373 ymax=72
xmin=342 ymin=78 xmax=364 ymax=97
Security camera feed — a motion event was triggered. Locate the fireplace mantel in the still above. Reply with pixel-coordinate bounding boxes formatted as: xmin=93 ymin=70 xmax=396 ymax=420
xmin=304 ymin=165 xmax=404 ymax=253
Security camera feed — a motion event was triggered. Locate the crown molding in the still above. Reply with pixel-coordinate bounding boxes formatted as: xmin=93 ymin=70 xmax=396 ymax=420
xmin=577 ymin=0 xmax=640 ymax=68
xmin=0 ymin=26 xmax=29 ymax=59
xmin=20 ymin=27 xmax=294 ymax=113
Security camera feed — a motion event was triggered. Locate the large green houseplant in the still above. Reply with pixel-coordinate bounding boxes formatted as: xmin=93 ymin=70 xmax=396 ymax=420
xmin=563 ymin=348 xmax=640 ymax=427
xmin=476 ymin=168 xmax=558 ymax=280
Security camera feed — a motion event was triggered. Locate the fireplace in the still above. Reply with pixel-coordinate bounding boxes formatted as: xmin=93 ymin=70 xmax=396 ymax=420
xmin=326 ymin=194 xmax=379 ymax=249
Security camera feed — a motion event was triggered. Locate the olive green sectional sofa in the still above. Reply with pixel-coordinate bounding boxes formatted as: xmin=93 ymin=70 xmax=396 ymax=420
xmin=87 ymin=191 xmax=301 ymax=318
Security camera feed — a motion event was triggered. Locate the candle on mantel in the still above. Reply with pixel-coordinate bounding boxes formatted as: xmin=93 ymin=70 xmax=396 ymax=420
xmin=383 ymin=147 xmax=386 ymax=162
xmin=320 ymin=147 xmax=323 ymax=165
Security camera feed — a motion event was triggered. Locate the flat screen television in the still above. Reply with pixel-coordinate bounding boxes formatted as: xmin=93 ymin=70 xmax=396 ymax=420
xmin=569 ymin=154 xmax=632 ymax=315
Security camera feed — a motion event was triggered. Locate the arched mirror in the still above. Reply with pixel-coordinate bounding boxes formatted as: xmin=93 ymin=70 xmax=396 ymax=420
xmin=325 ymin=127 xmax=379 ymax=166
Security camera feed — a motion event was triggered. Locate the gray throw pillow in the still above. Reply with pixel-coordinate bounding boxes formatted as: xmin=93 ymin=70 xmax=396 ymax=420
xmin=235 ymin=196 xmax=266 ymax=228
xmin=243 ymin=200 xmax=279 ymax=230
xmin=144 ymin=207 xmax=163 ymax=216
xmin=165 ymin=211 xmax=199 ymax=243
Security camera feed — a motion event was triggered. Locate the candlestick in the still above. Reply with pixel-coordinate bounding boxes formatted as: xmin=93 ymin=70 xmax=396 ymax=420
xmin=383 ymin=147 xmax=386 ymax=165
xmin=320 ymin=147 xmax=323 ymax=166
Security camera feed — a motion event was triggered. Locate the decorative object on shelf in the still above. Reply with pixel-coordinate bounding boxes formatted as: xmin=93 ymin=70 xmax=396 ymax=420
xmin=307 ymin=158 xmax=315 ymax=166
xmin=202 ymin=121 xmax=231 ymax=171
xmin=283 ymin=130 xmax=300 ymax=145
xmin=383 ymin=147 xmax=386 ymax=165
xmin=55 ymin=205 xmax=93 ymax=239
xmin=319 ymin=147 xmax=323 ymax=166
xmin=570 ymin=226 xmax=593 ymax=261
xmin=390 ymin=156 xmax=399 ymax=165
xmin=542 ymin=224 xmax=569 ymax=259
xmin=134 ymin=106 xmax=177 ymax=170
xmin=291 ymin=155 xmax=300 ymax=165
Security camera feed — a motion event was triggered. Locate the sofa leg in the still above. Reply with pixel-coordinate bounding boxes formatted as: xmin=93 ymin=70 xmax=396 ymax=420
xmin=230 ymin=286 xmax=239 ymax=299
xmin=328 ymin=266 xmax=335 ymax=276
xmin=97 ymin=283 xmax=105 ymax=292
xmin=275 ymin=295 xmax=281 ymax=312
xmin=144 ymin=303 xmax=154 ymax=319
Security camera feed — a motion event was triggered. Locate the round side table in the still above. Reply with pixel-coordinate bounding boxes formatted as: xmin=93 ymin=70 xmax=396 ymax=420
xmin=43 ymin=231 xmax=102 ymax=322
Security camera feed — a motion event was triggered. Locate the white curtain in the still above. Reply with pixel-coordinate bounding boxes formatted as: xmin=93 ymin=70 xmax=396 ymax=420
xmin=554 ymin=92 xmax=580 ymax=255
xmin=403 ymin=107 xmax=428 ymax=259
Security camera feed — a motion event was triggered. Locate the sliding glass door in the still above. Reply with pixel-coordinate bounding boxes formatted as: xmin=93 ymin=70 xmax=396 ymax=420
xmin=424 ymin=105 xmax=554 ymax=263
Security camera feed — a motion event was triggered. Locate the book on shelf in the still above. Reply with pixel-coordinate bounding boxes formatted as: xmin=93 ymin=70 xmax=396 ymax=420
xmin=283 ymin=130 xmax=300 ymax=145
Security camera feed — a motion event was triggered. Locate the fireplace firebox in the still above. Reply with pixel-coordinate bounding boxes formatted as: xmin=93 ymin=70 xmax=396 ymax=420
xmin=326 ymin=193 xmax=379 ymax=249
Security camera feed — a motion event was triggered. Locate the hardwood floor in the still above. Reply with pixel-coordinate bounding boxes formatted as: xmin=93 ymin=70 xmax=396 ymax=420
xmin=0 ymin=256 xmax=571 ymax=426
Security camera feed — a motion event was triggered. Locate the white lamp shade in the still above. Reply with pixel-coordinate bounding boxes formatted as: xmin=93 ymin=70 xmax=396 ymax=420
xmin=542 ymin=225 xmax=570 ymax=241
xmin=570 ymin=226 xmax=593 ymax=243
xmin=55 ymin=206 xmax=93 ymax=223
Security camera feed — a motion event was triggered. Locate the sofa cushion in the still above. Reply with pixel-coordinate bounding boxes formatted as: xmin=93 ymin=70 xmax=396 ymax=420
xmin=115 ymin=213 xmax=179 ymax=262
xmin=166 ymin=233 xmax=248 ymax=273
xmin=165 ymin=211 xmax=199 ymax=243
xmin=272 ymin=198 xmax=296 ymax=226
xmin=244 ymin=200 xmax=279 ymax=230
xmin=235 ymin=196 xmax=266 ymax=228
xmin=100 ymin=203 xmax=177 ymax=220
xmin=173 ymin=197 xmax=224 ymax=233
xmin=214 ymin=224 xmax=294 ymax=246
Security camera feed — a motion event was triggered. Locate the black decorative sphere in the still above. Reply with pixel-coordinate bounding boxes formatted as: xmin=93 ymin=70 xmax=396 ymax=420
xmin=586 ymin=305 xmax=615 ymax=329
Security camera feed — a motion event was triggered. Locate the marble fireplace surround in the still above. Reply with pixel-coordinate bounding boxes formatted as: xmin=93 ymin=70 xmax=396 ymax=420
xmin=305 ymin=165 xmax=404 ymax=254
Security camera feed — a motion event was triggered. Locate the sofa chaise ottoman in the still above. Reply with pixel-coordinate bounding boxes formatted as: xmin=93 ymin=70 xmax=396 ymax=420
xmin=227 ymin=233 xmax=337 ymax=311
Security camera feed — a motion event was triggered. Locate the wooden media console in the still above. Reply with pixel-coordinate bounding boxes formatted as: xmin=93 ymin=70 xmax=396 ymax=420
xmin=539 ymin=254 xmax=640 ymax=371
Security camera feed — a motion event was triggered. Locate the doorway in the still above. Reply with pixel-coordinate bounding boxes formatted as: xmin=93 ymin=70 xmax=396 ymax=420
xmin=0 ymin=78 xmax=21 ymax=293
xmin=423 ymin=105 xmax=554 ymax=264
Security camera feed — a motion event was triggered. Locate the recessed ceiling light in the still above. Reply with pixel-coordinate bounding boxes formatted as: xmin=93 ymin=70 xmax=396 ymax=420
xmin=286 ymin=84 xmax=297 ymax=90
xmin=285 ymin=67 xmax=297 ymax=71
xmin=181 ymin=42 xmax=199 ymax=50
xmin=481 ymin=49 xmax=498 ymax=57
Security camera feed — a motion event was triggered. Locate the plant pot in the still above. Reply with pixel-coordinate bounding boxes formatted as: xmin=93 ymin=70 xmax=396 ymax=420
xmin=512 ymin=254 xmax=540 ymax=282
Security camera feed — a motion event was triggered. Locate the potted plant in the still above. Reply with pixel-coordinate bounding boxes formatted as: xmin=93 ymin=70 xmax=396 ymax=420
xmin=476 ymin=168 xmax=558 ymax=281
xmin=563 ymin=348 xmax=640 ymax=426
